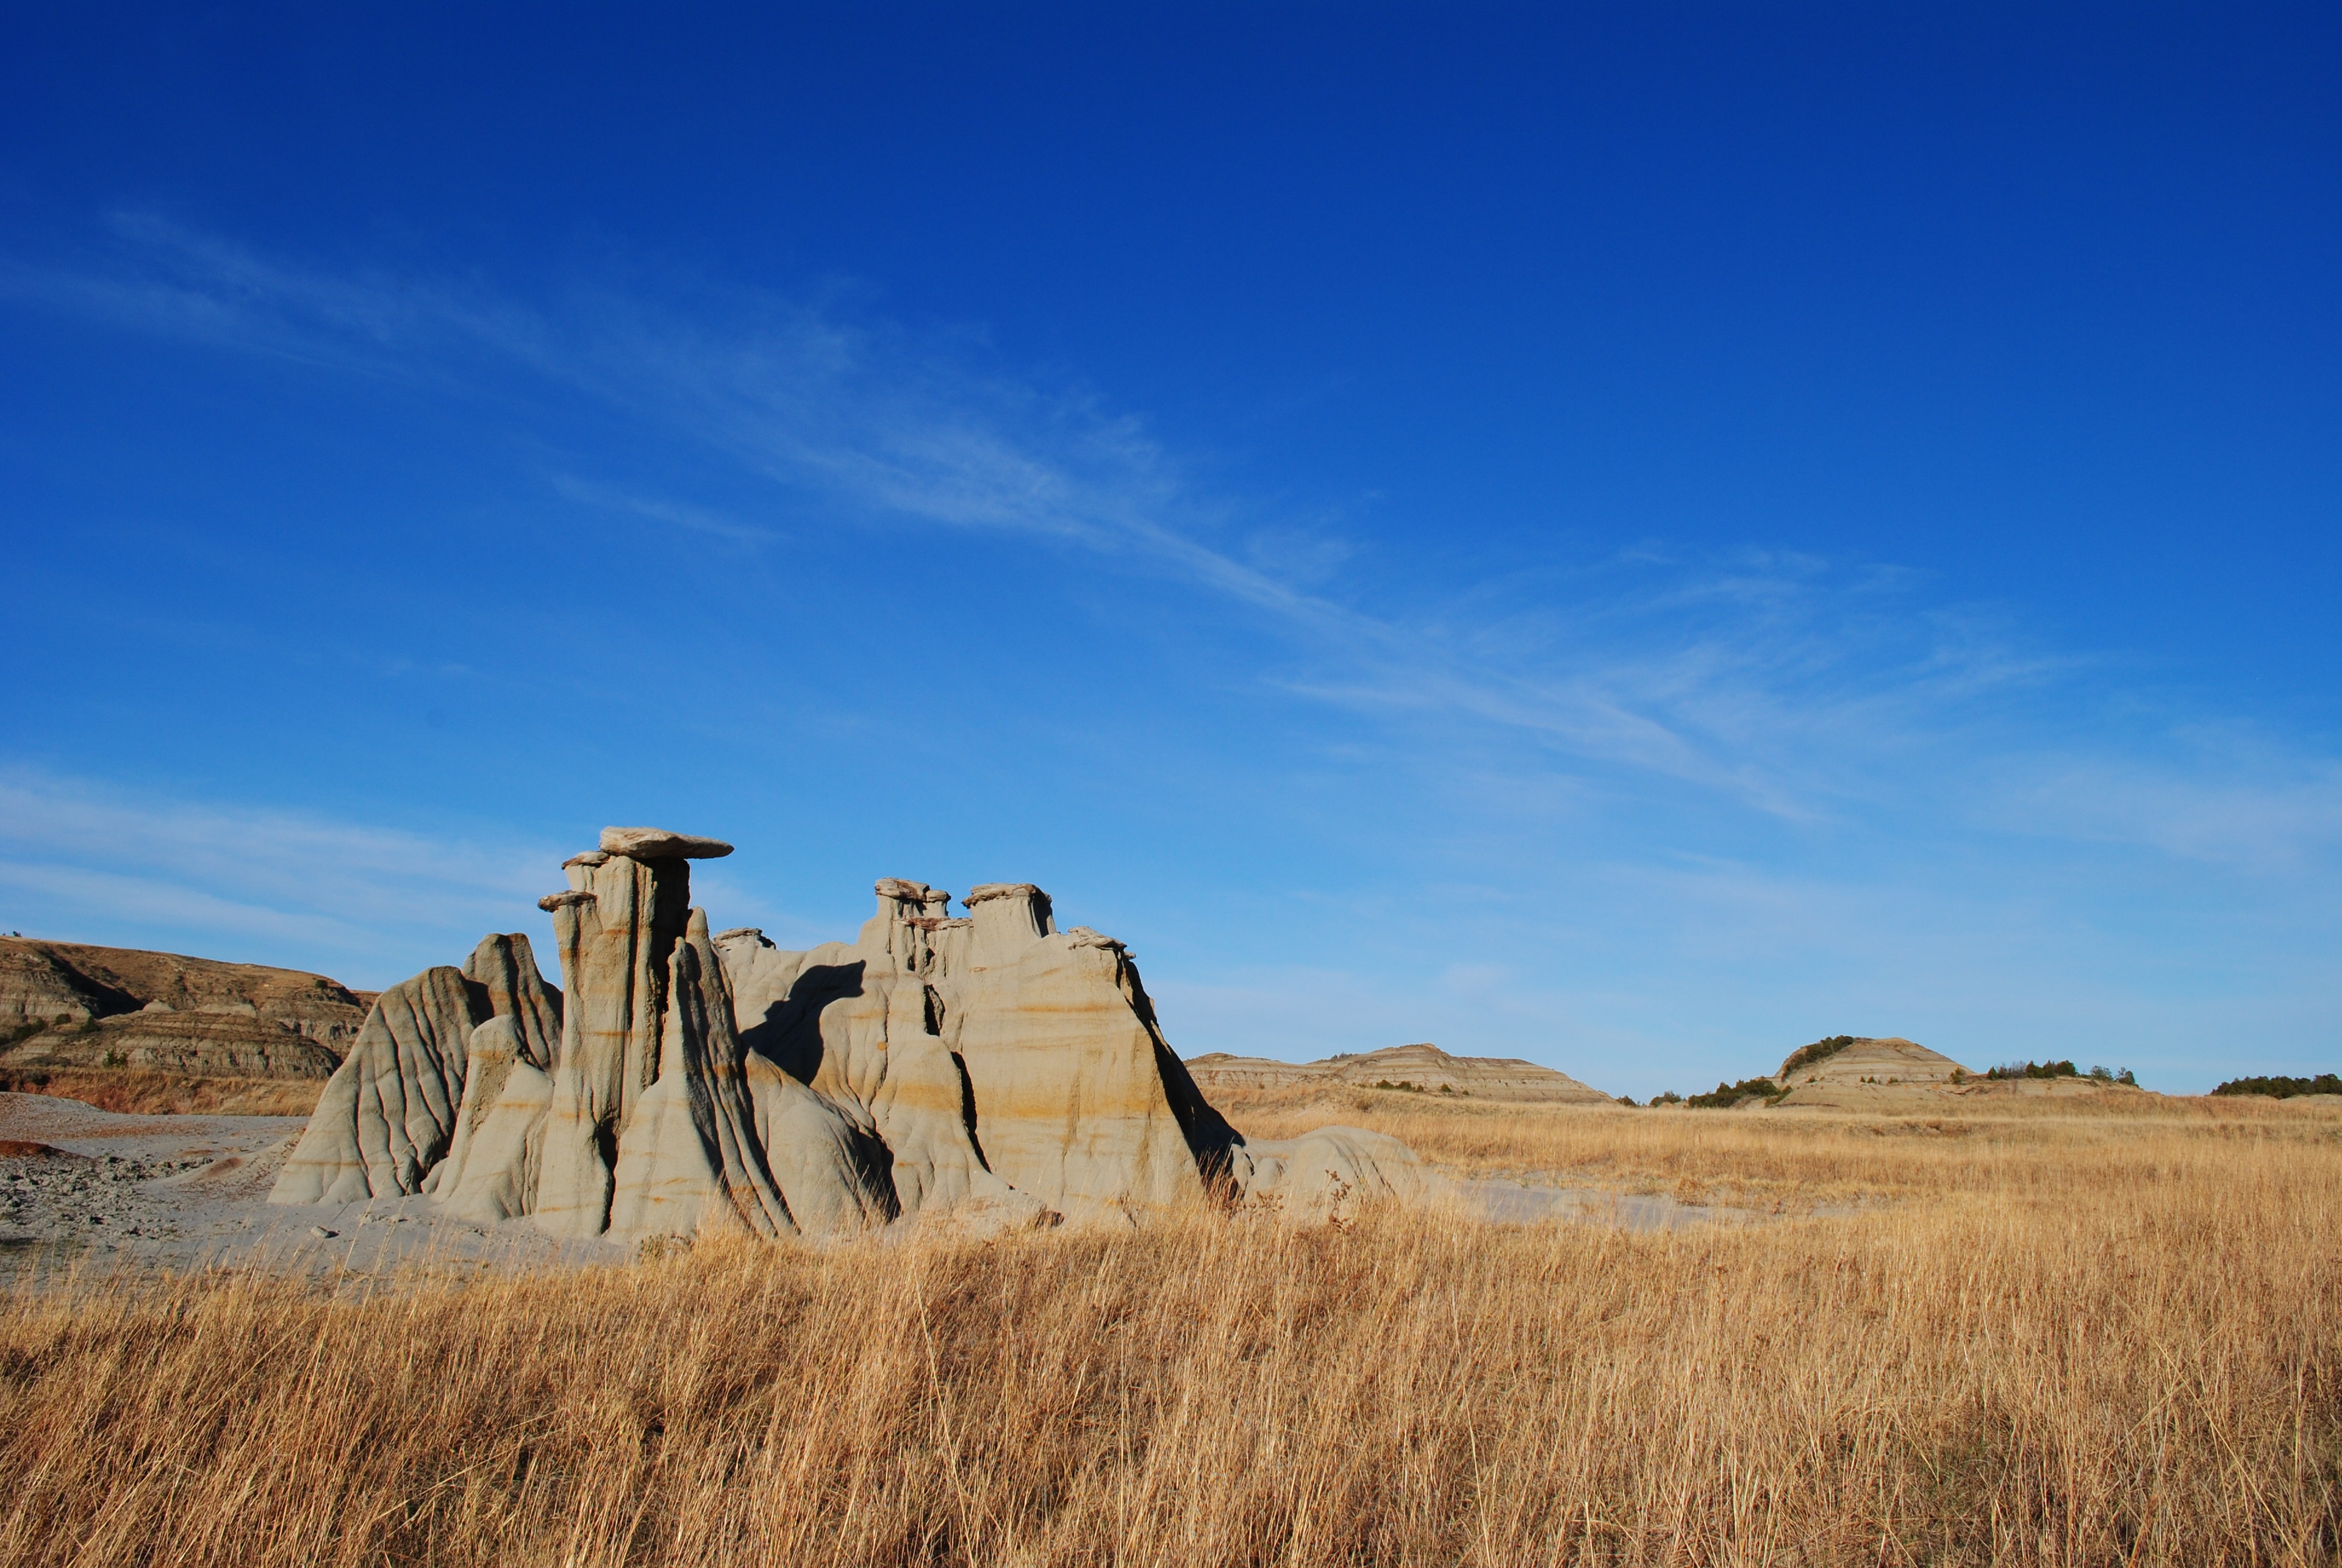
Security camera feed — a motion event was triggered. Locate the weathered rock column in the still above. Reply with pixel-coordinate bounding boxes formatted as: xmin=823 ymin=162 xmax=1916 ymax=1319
xmin=425 ymin=933 xmax=565 ymax=1215
xmin=531 ymin=827 xmax=729 ymax=1238
xmin=607 ymin=908 xmax=798 ymax=1243
xmin=964 ymin=882 xmax=1055 ymax=968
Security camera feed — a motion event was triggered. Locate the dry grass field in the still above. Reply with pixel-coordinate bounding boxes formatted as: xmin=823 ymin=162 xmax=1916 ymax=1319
xmin=0 ymin=1086 xmax=2334 ymax=1566
xmin=0 ymin=1069 xmax=323 ymax=1119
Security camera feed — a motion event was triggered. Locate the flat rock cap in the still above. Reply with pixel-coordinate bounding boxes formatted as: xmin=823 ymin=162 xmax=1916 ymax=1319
xmin=964 ymin=882 xmax=1044 ymax=905
xmin=600 ymin=826 xmax=735 ymax=861
xmin=538 ymin=890 xmax=598 ymax=911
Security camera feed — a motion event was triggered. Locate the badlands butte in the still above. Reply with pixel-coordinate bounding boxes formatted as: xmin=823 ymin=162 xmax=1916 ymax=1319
xmin=0 ymin=827 xmax=2172 ymax=1251
xmin=8 ymin=828 xmax=1450 ymax=1246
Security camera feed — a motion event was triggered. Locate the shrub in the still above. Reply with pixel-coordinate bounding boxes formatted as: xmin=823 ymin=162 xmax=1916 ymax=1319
xmin=1686 ymin=1076 xmax=1786 ymax=1109
xmin=2211 ymin=1073 xmax=2342 ymax=1100
xmin=1652 ymin=1091 xmax=1683 ymax=1105
xmin=1986 ymin=1060 xmax=2080 ymax=1081
xmin=1778 ymin=1035 xmax=1859 ymax=1076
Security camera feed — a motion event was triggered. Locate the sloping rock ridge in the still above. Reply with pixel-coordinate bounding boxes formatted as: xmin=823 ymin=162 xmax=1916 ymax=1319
xmin=1775 ymin=1036 xmax=1969 ymax=1088
xmin=0 ymin=937 xmax=371 ymax=1079
xmin=1187 ymin=1042 xmax=1613 ymax=1104
xmin=1766 ymin=1036 xmax=1977 ymax=1111
xmin=268 ymin=831 xmax=1433 ymax=1239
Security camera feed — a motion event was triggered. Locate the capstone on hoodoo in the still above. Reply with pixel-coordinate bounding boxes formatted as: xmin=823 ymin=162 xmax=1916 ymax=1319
xmin=269 ymin=828 xmax=1431 ymax=1240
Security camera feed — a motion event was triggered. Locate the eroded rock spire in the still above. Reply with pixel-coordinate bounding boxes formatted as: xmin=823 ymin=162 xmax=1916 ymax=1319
xmin=271 ymin=831 xmax=1435 ymax=1240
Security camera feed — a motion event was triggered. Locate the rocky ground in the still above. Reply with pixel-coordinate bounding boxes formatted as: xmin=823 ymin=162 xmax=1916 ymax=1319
xmin=0 ymin=1092 xmax=622 ymax=1283
xmin=0 ymin=1089 xmax=1819 ymax=1284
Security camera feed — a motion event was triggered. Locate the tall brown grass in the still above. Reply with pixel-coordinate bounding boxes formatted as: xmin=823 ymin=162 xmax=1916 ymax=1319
xmin=0 ymin=1069 xmax=321 ymax=1118
xmin=0 ymin=1092 xmax=2334 ymax=1566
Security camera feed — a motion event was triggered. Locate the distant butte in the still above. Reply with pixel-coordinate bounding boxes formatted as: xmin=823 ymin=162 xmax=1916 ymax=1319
xmin=0 ymin=937 xmax=370 ymax=1081
xmin=1185 ymin=1043 xmax=1613 ymax=1104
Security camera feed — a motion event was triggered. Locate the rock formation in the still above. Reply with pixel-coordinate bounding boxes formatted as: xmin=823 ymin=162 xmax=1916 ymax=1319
xmin=272 ymin=935 xmax=561 ymax=1205
xmin=1187 ymin=1042 xmax=1613 ymax=1104
xmin=1774 ymin=1036 xmax=1969 ymax=1090
xmin=267 ymin=828 xmax=1436 ymax=1239
xmin=0 ymin=937 xmax=371 ymax=1079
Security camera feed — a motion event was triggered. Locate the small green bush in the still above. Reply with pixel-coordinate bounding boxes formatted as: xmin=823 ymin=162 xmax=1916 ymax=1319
xmin=2211 ymin=1073 xmax=2342 ymax=1100
xmin=1778 ymin=1034 xmax=1859 ymax=1076
xmin=1686 ymin=1076 xmax=1786 ymax=1109
xmin=1986 ymin=1060 xmax=2080 ymax=1081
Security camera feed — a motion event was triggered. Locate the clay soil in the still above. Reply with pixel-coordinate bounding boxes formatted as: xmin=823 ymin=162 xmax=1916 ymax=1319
xmin=0 ymin=1087 xmax=2334 ymax=1566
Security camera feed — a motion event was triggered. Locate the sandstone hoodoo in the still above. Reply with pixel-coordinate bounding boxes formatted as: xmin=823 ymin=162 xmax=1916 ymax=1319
xmin=269 ymin=830 xmax=1433 ymax=1239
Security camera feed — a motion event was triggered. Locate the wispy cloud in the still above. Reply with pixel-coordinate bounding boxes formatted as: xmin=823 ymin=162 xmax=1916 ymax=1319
xmin=0 ymin=768 xmax=564 ymax=983
xmin=9 ymin=215 xmax=2341 ymax=882
xmin=547 ymin=474 xmax=780 ymax=546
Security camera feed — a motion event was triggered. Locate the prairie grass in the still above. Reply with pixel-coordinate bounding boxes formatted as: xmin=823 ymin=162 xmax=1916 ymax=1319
xmin=0 ymin=1069 xmax=322 ymax=1118
xmin=0 ymin=1092 xmax=2335 ymax=1566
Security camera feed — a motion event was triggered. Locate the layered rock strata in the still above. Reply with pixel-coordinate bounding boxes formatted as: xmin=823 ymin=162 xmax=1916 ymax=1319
xmin=1774 ymin=1036 xmax=1969 ymax=1089
xmin=1 ymin=937 xmax=372 ymax=1079
xmin=270 ymin=831 xmax=1434 ymax=1240
xmin=1187 ymin=1042 xmax=1613 ymax=1104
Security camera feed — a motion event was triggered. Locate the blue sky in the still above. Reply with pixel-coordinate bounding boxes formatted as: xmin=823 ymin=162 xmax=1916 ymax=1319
xmin=1 ymin=4 xmax=2336 ymax=1095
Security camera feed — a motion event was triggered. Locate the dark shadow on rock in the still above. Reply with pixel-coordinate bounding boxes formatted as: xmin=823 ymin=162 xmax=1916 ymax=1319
xmin=739 ymin=961 xmax=865 ymax=1085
